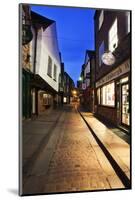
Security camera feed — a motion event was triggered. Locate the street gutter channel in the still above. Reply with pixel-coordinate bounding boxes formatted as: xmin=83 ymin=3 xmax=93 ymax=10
xmin=23 ymin=111 xmax=63 ymax=180
xmin=77 ymin=109 xmax=131 ymax=189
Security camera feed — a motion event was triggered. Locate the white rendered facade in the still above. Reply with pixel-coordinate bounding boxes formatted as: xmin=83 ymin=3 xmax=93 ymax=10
xmin=30 ymin=21 xmax=61 ymax=92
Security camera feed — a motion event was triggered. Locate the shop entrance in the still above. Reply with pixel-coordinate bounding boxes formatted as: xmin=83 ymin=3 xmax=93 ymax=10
xmin=121 ymin=83 xmax=130 ymax=126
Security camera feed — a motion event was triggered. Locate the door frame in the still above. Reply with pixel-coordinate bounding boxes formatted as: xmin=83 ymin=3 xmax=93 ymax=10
xmin=120 ymin=82 xmax=130 ymax=127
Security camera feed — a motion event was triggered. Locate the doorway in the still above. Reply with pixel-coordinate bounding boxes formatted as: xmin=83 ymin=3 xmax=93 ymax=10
xmin=121 ymin=83 xmax=130 ymax=126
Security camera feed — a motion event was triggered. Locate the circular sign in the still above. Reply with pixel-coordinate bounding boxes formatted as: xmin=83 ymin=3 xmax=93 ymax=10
xmin=102 ymin=51 xmax=116 ymax=66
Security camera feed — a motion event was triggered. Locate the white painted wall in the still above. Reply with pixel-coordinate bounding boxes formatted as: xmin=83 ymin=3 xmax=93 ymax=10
xmin=30 ymin=22 xmax=61 ymax=92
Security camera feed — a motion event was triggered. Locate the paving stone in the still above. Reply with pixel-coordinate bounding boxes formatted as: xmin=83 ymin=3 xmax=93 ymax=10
xmin=23 ymin=105 xmax=126 ymax=194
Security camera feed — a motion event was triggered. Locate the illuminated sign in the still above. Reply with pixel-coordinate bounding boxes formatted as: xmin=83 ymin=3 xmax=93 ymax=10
xmin=96 ymin=59 xmax=130 ymax=88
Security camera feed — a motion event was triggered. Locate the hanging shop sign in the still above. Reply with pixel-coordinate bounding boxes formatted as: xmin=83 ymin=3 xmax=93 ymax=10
xmin=96 ymin=59 xmax=130 ymax=88
xmin=82 ymin=83 xmax=86 ymax=90
xmin=102 ymin=51 xmax=116 ymax=65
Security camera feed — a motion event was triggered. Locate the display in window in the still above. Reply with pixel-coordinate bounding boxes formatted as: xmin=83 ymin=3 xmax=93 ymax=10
xmin=121 ymin=84 xmax=130 ymax=126
xmin=101 ymin=82 xmax=115 ymax=106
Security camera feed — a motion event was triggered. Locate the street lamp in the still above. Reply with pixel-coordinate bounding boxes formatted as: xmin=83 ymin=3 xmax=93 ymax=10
xmin=79 ymin=77 xmax=82 ymax=81
xmin=72 ymin=90 xmax=77 ymax=95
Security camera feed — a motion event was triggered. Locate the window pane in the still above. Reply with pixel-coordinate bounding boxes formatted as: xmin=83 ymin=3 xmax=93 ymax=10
xmin=122 ymin=84 xmax=130 ymax=125
xmin=47 ymin=56 xmax=52 ymax=77
xmin=121 ymin=77 xmax=128 ymax=83
xmin=99 ymin=10 xmax=104 ymax=29
xmin=97 ymin=88 xmax=100 ymax=104
xmin=109 ymin=18 xmax=118 ymax=52
xmin=99 ymin=41 xmax=104 ymax=66
xmin=126 ymin=11 xmax=130 ymax=33
xmin=53 ymin=64 xmax=57 ymax=81
xmin=101 ymin=82 xmax=115 ymax=106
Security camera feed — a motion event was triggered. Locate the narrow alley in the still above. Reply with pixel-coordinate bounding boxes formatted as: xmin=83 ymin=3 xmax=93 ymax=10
xmin=22 ymin=104 xmax=130 ymax=195
xmin=20 ymin=4 xmax=131 ymax=196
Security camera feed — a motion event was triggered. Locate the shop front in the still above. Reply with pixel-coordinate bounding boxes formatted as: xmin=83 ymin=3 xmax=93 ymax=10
xmin=38 ymin=90 xmax=53 ymax=114
xmin=116 ymin=76 xmax=130 ymax=128
xmin=96 ymin=59 xmax=130 ymax=130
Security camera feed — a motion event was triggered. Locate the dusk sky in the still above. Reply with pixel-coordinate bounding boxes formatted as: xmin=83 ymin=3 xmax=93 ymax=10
xmin=31 ymin=5 xmax=95 ymax=85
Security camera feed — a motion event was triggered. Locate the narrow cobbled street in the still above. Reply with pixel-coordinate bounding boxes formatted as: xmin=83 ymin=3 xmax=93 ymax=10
xmin=22 ymin=104 xmax=130 ymax=195
xmin=20 ymin=5 xmax=131 ymax=196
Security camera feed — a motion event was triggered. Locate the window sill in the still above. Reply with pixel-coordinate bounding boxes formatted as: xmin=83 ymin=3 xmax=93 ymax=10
xmin=47 ymin=74 xmax=52 ymax=78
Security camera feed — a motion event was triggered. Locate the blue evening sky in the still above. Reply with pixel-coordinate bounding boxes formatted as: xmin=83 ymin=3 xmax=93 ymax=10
xmin=31 ymin=5 xmax=95 ymax=85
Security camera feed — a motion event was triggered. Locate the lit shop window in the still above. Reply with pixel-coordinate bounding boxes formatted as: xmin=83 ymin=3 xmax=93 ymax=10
xmin=53 ymin=64 xmax=57 ymax=81
xmin=97 ymin=88 xmax=101 ymax=104
xmin=99 ymin=10 xmax=104 ymax=30
xmin=122 ymin=84 xmax=129 ymax=125
xmin=64 ymin=97 xmax=67 ymax=103
xmin=43 ymin=94 xmax=48 ymax=105
xmin=47 ymin=56 xmax=52 ymax=77
xmin=109 ymin=18 xmax=118 ymax=52
xmin=121 ymin=76 xmax=128 ymax=83
xmin=101 ymin=82 xmax=115 ymax=106
xmin=43 ymin=94 xmax=52 ymax=105
xmin=99 ymin=41 xmax=104 ymax=67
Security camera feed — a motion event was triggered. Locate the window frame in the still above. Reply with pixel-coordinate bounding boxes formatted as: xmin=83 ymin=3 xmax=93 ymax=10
xmin=97 ymin=88 xmax=101 ymax=105
xmin=47 ymin=56 xmax=52 ymax=78
xmin=126 ymin=11 xmax=130 ymax=34
xmin=108 ymin=18 xmax=118 ymax=52
xmin=99 ymin=10 xmax=104 ymax=30
xmin=100 ymin=81 xmax=115 ymax=107
xmin=98 ymin=41 xmax=105 ymax=67
xmin=53 ymin=64 xmax=57 ymax=81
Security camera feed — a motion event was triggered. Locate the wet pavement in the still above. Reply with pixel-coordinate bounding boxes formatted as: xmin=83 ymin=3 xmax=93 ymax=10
xmin=21 ymin=104 xmax=130 ymax=195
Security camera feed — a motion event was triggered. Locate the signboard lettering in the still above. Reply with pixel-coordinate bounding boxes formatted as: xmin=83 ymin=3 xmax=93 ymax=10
xmin=96 ymin=60 xmax=130 ymax=88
